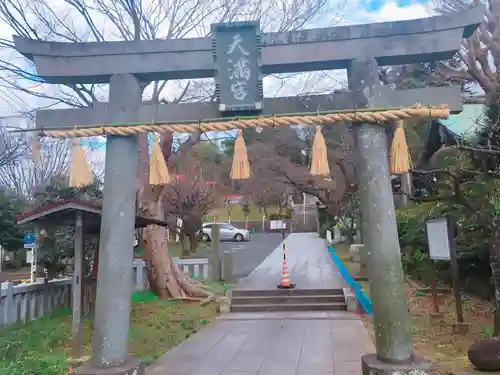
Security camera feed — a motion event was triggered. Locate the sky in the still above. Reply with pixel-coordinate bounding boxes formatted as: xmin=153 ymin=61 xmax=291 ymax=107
xmin=0 ymin=0 xmax=437 ymax=171
xmin=344 ymin=0 xmax=433 ymax=23
xmin=363 ymin=0 xmax=430 ymax=11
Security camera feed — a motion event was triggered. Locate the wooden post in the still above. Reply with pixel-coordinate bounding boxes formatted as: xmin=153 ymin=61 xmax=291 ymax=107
xmin=400 ymin=173 xmax=412 ymax=208
xmin=448 ymin=216 xmax=464 ymax=323
xmin=31 ymin=225 xmax=40 ymax=283
xmin=71 ymin=211 xmax=85 ymax=358
xmin=430 ymin=261 xmax=442 ymax=315
xmin=211 ymin=224 xmax=221 ymax=281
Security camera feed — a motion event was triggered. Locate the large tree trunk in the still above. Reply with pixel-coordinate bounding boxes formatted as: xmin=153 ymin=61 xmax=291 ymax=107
xmin=141 ymin=195 xmax=211 ymax=299
xmin=490 ymin=222 xmax=500 ymax=336
xmin=137 ymin=133 xmax=210 ymax=299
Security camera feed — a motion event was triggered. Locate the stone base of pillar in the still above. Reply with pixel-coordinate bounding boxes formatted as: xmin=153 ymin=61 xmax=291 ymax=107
xmin=74 ymin=357 xmax=145 ymax=375
xmin=362 ymin=354 xmax=432 ymax=375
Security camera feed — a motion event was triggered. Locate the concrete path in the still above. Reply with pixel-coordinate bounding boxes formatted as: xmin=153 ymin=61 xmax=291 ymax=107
xmin=236 ymin=232 xmax=344 ymax=290
xmin=147 ymin=313 xmax=374 ymax=375
xmin=222 ymin=233 xmax=283 ymax=280
xmin=197 ymin=233 xmax=284 ymax=280
xmin=146 ymin=233 xmax=374 ymax=375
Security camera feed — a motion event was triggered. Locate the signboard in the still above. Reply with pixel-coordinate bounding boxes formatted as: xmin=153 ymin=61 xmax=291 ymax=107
xmin=26 ymin=250 xmax=33 ymax=264
xmin=212 ymin=21 xmax=263 ymax=113
xmin=24 ymin=233 xmax=36 ymax=249
xmin=270 ymin=220 xmax=286 ymax=230
xmin=426 ymin=217 xmax=451 ymax=260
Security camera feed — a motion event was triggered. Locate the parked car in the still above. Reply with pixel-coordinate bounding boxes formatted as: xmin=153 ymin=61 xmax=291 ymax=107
xmin=199 ymin=222 xmax=251 ymax=242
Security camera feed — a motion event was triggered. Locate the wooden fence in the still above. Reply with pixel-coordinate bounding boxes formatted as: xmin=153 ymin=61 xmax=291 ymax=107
xmin=1 ymin=257 xmax=210 ymax=328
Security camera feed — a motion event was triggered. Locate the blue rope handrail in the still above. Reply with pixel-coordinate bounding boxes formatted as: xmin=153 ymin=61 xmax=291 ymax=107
xmin=328 ymin=245 xmax=373 ymax=314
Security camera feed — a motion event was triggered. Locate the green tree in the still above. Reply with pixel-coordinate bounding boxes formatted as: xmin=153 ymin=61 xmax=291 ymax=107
xmin=0 ymin=188 xmax=25 ymax=251
xmin=409 ymin=80 xmax=500 ymax=342
xmin=34 ymin=174 xmax=103 ymax=207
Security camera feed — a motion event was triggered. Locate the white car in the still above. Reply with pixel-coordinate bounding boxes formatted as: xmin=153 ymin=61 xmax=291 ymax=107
xmin=199 ymin=222 xmax=251 ymax=242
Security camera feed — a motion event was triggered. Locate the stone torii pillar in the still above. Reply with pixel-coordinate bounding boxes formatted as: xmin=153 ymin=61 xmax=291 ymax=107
xmin=349 ymin=58 xmax=429 ymax=373
xmin=75 ymin=73 xmax=143 ymax=375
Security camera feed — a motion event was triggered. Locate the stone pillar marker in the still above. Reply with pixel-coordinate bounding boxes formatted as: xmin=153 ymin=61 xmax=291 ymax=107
xmin=71 ymin=211 xmax=84 ymax=358
xmin=211 ymin=224 xmax=222 ymax=281
xmin=75 ymin=73 xmax=144 ymax=375
xmin=348 ymin=58 xmax=432 ymax=374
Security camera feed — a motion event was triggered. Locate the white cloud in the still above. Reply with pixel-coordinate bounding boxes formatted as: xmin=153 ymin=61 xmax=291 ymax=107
xmin=344 ymin=2 xmax=433 ymax=24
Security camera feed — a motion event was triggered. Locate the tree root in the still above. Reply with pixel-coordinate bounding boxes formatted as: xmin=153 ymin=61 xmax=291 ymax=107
xmin=168 ymin=295 xmax=214 ymax=306
xmin=200 ymin=295 xmax=215 ymax=306
xmin=171 ymin=260 xmax=212 ymax=298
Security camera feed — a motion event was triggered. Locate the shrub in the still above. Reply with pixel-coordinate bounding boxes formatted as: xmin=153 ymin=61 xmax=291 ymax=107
xmin=396 ymin=202 xmax=491 ymax=284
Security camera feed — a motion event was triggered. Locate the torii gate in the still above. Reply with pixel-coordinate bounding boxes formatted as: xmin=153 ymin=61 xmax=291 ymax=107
xmin=13 ymin=7 xmax=483 ymax=375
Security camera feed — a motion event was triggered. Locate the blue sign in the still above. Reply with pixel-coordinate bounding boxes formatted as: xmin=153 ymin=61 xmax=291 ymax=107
xmin=24 ymin=234 xmax=35 ymax=245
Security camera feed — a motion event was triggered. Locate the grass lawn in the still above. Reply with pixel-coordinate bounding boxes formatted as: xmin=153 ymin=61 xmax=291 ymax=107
xmin=206 ymin=204 xmax=279 ymax=222
xmin=0 ymin=286 xmax=232 ymax=375
xmin=333 ymin=243 xmax=494 ymax=375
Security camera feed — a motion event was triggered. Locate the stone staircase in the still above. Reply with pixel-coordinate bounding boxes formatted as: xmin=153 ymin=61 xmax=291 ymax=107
xmin=291 ymin=204 xmax=318 ymax=233
xmin=230 ymin=288 xmax=347 ymax=312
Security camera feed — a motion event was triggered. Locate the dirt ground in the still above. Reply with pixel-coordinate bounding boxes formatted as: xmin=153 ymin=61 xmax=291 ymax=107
xmin=335 ymin=243 xmax=494 ymax=375
xmin=361 ymin=284 xmax=493 ymax=375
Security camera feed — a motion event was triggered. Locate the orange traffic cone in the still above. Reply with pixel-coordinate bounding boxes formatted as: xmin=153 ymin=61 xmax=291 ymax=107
xmin=277 ymin=255 xmax=295 ymax=289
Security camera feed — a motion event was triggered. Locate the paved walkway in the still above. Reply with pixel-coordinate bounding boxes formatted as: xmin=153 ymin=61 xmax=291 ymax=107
xmin=237 ymin=233 xmax=344 ymax=290
xmin=146 ymin=233 xmax=374 ymax=375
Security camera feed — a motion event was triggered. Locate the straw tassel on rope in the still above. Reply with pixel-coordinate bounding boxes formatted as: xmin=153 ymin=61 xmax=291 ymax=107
xmin=310 ymin=126 xmax=330 ymax=176
xmin=389 ymin=120 xmax=412 ymax=174
xmin=149 ymin=135 xmax=171 ymax=185
xmin=231 ymin=129 xmax=251 ymax=180
xmin=69 ymin=138 xmax=93 ymax=188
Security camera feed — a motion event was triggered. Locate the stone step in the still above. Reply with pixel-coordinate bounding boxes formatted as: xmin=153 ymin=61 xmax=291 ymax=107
xmin=230 ymin=302 xmax=347 ymax=313
xmin=231 ymin=294 xmax=345 ymax=305
xmin=231 ymin=288 xmax=343 ymax=297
